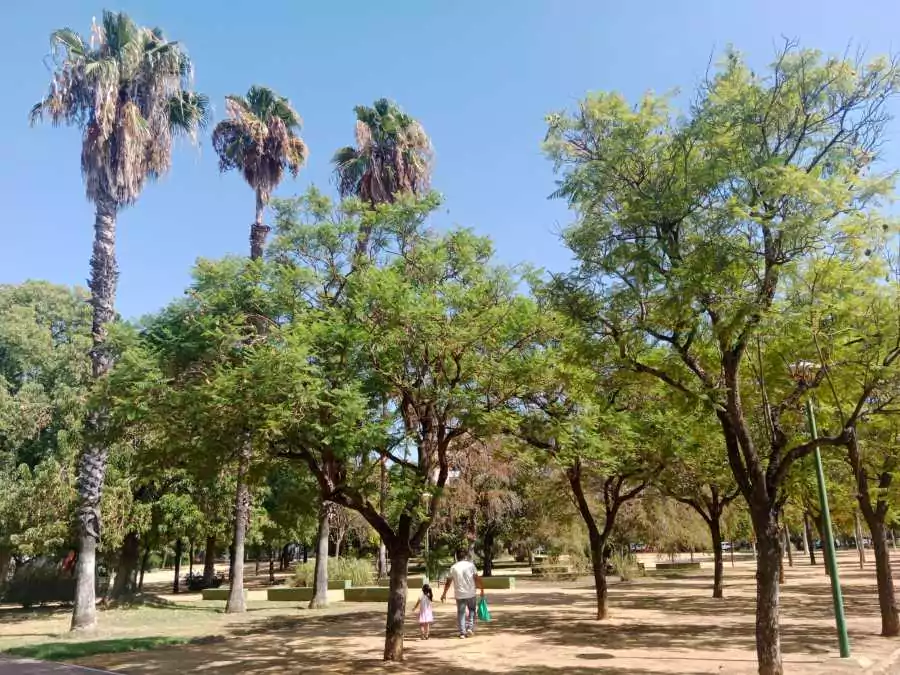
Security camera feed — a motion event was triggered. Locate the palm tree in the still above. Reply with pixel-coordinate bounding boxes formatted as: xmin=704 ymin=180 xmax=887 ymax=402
xmin=212 ymin=86 xmax=307 ymax=260
xmin=30 ymin=11 xmax=208 ymax=631
xmin=332 ymin=98 xmax=432 ymax=256
xmin=211 ymin=87 xmax=306 ymax=613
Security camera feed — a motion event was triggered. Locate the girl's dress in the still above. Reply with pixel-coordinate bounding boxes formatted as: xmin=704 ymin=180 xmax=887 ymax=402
xmin=418 ymin=594 xmax=434 ymax=624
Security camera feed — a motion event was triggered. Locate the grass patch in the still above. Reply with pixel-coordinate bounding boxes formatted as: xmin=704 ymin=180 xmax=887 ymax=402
xmin=4 ymin=636 xmax=190 ymax=661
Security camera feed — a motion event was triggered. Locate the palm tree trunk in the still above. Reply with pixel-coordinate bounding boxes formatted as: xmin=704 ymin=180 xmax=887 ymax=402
xmin=250 ymin=189 xmax=269 ymax=260
xmin=71 ymin=196 xmax=118 ymax=632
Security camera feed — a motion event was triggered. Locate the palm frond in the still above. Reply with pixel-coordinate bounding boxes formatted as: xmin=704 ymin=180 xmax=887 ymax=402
xmin=224 ymin=94 xmax=251 ymax=115
xmin=169 ymin=91 xmax=210 ymax=136
xmin=102 ymin=10 xmax=139 ymax=58
xmin=246 ymin=85 xmax=277 ymax=116
xmin=28 ymin=101 xmax=45 ymax=126
xmin=271 ymin=98 xmax=302 ymax=130
xmin=285 ymin=136 xmax=309 ymax=176
xmin=211 ymin=119 xmax=246 ymax=172
xmin=212 ymin=85 xmax=307 ymax=195
xmin=50 ymin=28 xmax=85 ymax=58
xmin=333 ymin=98 xmax=433 ymax=203
xmin=34 ymin=12 xmax=208 ymax=207
xmin=332 ymin=146 xmax=360 ymax=165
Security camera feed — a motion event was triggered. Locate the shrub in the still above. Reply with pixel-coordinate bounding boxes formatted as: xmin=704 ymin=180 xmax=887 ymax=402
xmin=291 ymin=562 xmax=315 ymax=587
xmin=291 ymin=558 xmax=373 ymax=587
xmin=333 ymin=557 xmax=373 ymax=586
xmin=185 ymin=572 xmax=223 ymax=591
xmin=2 ymin=557 xmax=109 ymax=608
xmin=609 ymin=550 xmax=640 ymax=582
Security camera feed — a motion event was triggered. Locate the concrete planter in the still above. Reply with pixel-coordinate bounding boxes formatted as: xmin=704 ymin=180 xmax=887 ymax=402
xmin=481 ymin=576 xmax=515 ymax=590
xmin=268 ymin=587 xmax=313 ymax=601
xmin=201 ymin=588 xmax=246 ymax=601
xmin=343 ymin=587 xmax=392 ymax=602
xmin=376 ymin=575 xmax=425 ymax=588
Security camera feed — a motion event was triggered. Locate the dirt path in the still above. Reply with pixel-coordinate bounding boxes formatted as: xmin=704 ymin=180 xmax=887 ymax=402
xmin=65 ymin=552 xmax=900 ymax=674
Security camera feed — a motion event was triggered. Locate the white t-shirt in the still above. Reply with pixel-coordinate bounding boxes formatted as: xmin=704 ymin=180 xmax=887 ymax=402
xmin=449 ymin=560 xmax=477 ymax=599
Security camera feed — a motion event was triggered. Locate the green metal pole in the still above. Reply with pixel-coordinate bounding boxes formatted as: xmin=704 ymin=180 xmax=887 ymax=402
xmin=806 ymin=398 xmax=851 ymax=658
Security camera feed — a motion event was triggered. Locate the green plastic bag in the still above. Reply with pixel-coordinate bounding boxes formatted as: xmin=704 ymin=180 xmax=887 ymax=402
xmin=477 ymin=595 xmax=491 ymax=622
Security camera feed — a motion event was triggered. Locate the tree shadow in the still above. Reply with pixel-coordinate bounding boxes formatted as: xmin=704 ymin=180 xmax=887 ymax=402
xmin=0 ymin=605 xmax=71 ymax=626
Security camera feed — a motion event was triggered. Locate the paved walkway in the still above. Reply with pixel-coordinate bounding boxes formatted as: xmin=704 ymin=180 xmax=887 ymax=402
xmin=0 ymin=658 xmax=110 ymax=674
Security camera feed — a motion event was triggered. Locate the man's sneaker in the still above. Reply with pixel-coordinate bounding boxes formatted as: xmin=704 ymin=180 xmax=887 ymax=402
xmin=466 ymin=629 xmax=474 ymax=637
xmin=459 ymin=633 xmax=467 ymax=639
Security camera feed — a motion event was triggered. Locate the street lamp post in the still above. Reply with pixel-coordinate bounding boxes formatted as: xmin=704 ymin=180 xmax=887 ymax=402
xmin=806 ymin=398 xmax=851 ymax=658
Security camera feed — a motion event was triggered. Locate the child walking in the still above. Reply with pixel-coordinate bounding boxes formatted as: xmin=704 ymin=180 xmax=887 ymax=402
xmin=412 ymin=583 xmax=435 ymax=639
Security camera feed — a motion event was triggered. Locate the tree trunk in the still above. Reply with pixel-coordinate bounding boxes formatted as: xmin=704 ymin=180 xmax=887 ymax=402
xmin=710 ymin=516 xmax=724 ymax=599
xmin=589 ymin=531 xmax=609 ymax=620
xmin=377 ymin=543 xmax=387 ymax=579
xmin=109 ymin=532 xmax=140 ymax=600
xmin=778 ymin=539 xmax=785 ymax=585
xmin=855 ymin=511 xmax=866 ymax=569
xmin=804 ymin=514 xmax=816 ymax=566
xmin=783 ymin=527 xmax=793 ymax=567
xmin=483 ymin=529 xmax=495 ymax=578
xmin=335 ymin=532 xmax=344 ymax=559
xmin=226 ymin=443 xmax=251 ymax=614
xmin=383 ymin=548 xmax=410 ymax=661
xmin=71 ymin=197 xmax=119 ymax=632
xmin=813 ymin=514 xmax=832 ymax=577
xmin=173 ymin=538 xmax=182 ymax=594
xmin=138 ymin=542 xmax=150 ymax=592
xmin=281 ymin=544 xmax=290 ymax=571
xmin=377 ymin=457 xmax=387 ymax=579
xmin=754 ymin=513 xmax=783 ymax=675
xmin=268 ymin=548 xmax=276 ymax=584
xmin=189 ymin=541 xmax=195 ymax=578
xmin=861 ymin=509 xmax=900 ymax=636
xmin=0 ymin=548 xmax=11 ymax=585
xmin=202 ymin=535 xmax=216 ymax=584
xmin=309 ymin=502 xmax=331 ymax=609
xmin=228 ymin=543 xmax=235 ymax=582
xmin=800 ymin=517 xmax=810 ymax=556
xmin=302 ymin=543 xmax=308 ymax=564
xmin=255 ymin=547 xmax=260 ymax=576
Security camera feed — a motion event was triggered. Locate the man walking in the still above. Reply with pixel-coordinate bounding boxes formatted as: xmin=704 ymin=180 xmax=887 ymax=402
xmin=441 ymin=549 xmax=485 ymax=638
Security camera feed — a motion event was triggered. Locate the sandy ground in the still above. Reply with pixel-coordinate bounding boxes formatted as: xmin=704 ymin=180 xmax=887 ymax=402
xmin=3 ymin=551 xmax=900 ymax=674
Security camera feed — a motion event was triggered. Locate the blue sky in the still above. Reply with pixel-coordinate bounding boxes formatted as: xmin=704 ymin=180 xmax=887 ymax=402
xmin=3 ymin=0 xmax=899 ymax=319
